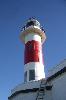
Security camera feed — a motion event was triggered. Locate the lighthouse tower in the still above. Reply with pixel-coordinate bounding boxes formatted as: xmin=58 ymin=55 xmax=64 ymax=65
xmin=8 ymin=18 xmax=66 ymax=100
xmin=20 ymin=18 xmax=46 ymax=82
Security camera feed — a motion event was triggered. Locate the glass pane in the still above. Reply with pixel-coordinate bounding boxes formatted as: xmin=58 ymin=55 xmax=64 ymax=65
xmin=26 ymin=21 xmax=34 ymax=27
xmin=29 ymin=70 xmax=35 ymax=81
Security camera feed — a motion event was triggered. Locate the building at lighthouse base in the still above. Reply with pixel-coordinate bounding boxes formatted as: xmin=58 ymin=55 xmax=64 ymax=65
xmin=8 ymin=80 xmax=52 ymax=100
xmin=8 ymin=59 xmax=66 ymax=100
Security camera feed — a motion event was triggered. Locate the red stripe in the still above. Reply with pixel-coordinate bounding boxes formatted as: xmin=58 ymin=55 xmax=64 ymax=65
xmin=24 ymin=40 xmax=42 ymax=64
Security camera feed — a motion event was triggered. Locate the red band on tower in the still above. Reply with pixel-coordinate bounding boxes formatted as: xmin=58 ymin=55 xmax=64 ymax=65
xmin=24 ymin=40 xmax=41 ymax=64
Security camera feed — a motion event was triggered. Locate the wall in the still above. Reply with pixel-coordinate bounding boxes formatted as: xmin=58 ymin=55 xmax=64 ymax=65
xmin=9 ymin=92 xmax=37 ymax=100
xmin=51 ymin=72 xmax=66 ymax=100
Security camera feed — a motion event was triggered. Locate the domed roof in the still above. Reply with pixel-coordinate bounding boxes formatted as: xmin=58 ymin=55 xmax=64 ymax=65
xmin=20 ymin=17 xmax=46 ymax=43
xmin=25 ymin=17 xmax=40 ymax=28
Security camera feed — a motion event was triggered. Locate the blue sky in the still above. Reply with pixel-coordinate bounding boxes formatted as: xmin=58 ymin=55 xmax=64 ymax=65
xmin=0 ymin=0 xmax=66 ymax=100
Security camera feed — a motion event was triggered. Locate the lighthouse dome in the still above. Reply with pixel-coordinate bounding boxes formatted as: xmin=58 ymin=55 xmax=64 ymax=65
xmin=20 ymin=18 xmax=46 ymax=43
xmin=25 ymin=17 xmax=40 ymax=28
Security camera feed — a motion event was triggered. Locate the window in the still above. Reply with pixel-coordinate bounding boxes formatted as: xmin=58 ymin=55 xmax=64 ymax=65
xmin=26 ymin=21 xmax=34 ymax=27
xmin=29 ymin=70 xmax=35 ymax=81
xmin=24 ymin=71 xmax=27 ymax=82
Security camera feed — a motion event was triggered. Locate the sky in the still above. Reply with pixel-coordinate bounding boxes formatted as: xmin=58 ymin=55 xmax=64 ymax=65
xmin=0 ymin=0 xmax=66 ymax=100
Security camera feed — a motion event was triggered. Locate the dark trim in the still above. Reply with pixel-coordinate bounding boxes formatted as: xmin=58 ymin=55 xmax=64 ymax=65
xmin=8 ymin=88 xmax=39 ymax=99
xmin=47 ymin=66 xmax=66 ymax=82
xmin=45 ymin=85 xmax=52 ymax=90
xmin=8 ymin=66 xmax=66 ymax=99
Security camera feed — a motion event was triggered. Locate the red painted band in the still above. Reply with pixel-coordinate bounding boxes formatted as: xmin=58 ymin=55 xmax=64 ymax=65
xmin=24 ymin=40 xmax=42 ymax=64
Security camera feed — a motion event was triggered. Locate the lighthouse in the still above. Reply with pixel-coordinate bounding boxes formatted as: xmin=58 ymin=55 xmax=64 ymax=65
xmin=8 ymin=18 xmax=66 ymax=100
xmin=20 ymin=18 xmax=46 ymax=82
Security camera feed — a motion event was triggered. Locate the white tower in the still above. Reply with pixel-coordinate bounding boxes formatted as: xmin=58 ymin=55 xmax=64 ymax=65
xmin=20 ymin=18 xmax=46 ymax=82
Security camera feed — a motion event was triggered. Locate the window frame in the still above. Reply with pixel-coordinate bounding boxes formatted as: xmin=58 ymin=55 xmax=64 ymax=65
xmin=24 ymin=71 xmax=27 ymax=82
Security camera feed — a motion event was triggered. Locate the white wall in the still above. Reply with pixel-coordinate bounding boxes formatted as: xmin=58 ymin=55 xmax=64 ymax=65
xmin=51 ymin=73 xmax=66 ymax=100
xmin=10 ymin=92 xmax=37 ymax=100
xmin=11 ymin=80 xmax=40 ymax=94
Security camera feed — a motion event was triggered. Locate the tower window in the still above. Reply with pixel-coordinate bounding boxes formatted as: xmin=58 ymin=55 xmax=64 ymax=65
xmin=26 ymin=21 xmax=34 ymax=27
xmin=29 ymin=70 xmax=35 ymax=81
xmin=24 ymin=71 xmax=27 ymax=82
